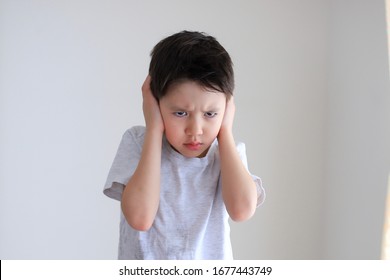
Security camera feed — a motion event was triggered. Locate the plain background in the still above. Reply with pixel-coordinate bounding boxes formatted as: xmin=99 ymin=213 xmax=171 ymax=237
xmin=1 ymin=0 xmax=389 ymax=259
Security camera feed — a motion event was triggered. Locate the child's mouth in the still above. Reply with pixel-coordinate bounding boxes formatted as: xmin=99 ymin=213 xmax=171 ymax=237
xmin=184 ymin=142 xmax=203 ymax=150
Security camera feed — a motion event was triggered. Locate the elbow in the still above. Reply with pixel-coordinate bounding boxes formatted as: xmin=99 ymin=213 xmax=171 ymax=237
xmin=227 ymin=202 xmax=256 ymax=222
xmin=225 ymin=192 xmax=257 ymax=222
xmin=229 ymin=207 xmax=255 ymax=222
xmin=128 ymin=220 xmax=153 ymax=232
xmin=121 ymin=203 xmax=154 ymax=231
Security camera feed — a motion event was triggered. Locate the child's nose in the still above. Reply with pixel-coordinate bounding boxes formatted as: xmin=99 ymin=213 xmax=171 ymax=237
xmin=186 ymin=119 xmax=203 ymax=136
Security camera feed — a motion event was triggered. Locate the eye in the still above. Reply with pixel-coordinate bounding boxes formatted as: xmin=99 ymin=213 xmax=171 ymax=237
xmin=174 ymin=111 xmax=188 ymax=117
xmin=204 ymin=112 xmax=217 ymax=118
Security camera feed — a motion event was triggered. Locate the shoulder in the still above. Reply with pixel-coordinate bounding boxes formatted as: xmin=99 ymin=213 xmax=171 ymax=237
xmin=235 ymin=141 xmax=246 ymax=153
xmin=123 ymin=125 xmax=145 ymax=137
xmin=236 ymin=142 xmax=245 ymax=151
xmin=122 ymin=126 xmax=146 ymax=142
xmin=235 ymin=141 xmax=248 ymax=163
xmin=116 ymin=126 xmax=146 ymax=153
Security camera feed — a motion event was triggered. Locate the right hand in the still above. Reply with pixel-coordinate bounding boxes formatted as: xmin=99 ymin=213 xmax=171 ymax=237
xmin=142 ymin=75 xmax=164 ymax=133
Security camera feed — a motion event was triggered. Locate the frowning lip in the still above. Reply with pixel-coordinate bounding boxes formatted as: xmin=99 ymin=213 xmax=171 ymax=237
xmin=184 ymin=142 xmax=203 ymax=150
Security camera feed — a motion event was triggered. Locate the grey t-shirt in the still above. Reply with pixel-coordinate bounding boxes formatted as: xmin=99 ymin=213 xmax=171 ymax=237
xmin=104 ymin=126 xmax=265 ymax=259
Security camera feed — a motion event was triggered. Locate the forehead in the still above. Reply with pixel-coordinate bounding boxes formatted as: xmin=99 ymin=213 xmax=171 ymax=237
xmin=161 ymin=81 xmax=226 ymax=108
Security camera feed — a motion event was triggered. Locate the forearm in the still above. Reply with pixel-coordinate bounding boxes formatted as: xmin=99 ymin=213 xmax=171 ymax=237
xmin=219 ymin=129 xmax=257 ymax=222
xmin=121 ymin=128 xmax=162 ymax=231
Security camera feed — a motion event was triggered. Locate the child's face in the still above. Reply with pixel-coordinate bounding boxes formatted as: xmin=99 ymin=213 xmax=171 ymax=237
xmin=159 ymin=80 xmax=226 ymax=158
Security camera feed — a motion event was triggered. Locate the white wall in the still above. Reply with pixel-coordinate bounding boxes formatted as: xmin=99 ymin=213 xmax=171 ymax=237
xmin=323 ymin=0 xmax=390 ymax=259
xmin=0 ymin=0 xmax=388 ymax=260
xmin=230 ymin=0 xmax=328 ymax=259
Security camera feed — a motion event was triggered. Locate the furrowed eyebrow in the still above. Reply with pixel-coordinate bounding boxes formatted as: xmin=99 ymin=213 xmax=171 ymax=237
xmin=170 ymin=105 xmax=190 ymax=111
xmin=203 ymin=107 xmax=220 ymax=112
xmin=168 ymin=104 xmax=221 ymax=112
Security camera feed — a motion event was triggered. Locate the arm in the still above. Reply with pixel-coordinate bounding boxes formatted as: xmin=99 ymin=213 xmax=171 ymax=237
xmin=121 ymin=76 xmax=164 ymax=231
xmin=218 ymin=98 xmax=257 ymax=222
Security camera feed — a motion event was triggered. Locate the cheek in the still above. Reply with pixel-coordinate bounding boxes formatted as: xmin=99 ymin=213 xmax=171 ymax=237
xmin=206 ymin=119 xmax=223 ymax=137
xmin=162 ymin=118 xmax=182 ymax=139
xmin=214 ymin=115 xmax=224 ymax=129
xmin=160 ymin=112 xmax=174 ymax=131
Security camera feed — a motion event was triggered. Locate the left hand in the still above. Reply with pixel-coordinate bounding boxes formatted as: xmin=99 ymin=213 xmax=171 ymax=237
xmin=141 ymin=75 xmax=164 ymax=134
xmin=219 ymin=97 xmax=235 ymax=136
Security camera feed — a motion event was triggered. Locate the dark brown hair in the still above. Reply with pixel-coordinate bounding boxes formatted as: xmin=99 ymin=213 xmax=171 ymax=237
xmin=149 ymin=31 xmax=234 ymax=100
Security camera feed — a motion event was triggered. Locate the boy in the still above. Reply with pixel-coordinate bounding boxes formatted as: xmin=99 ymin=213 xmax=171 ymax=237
xmin=104 ymin=31 xmax=265 ymax=259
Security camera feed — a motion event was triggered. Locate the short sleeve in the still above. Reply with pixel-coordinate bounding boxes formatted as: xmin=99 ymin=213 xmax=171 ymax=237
xmin=103 ymin=126 xmax=144 ymax=201
xmin=236 ymin=142 xmax=266 ymax=207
